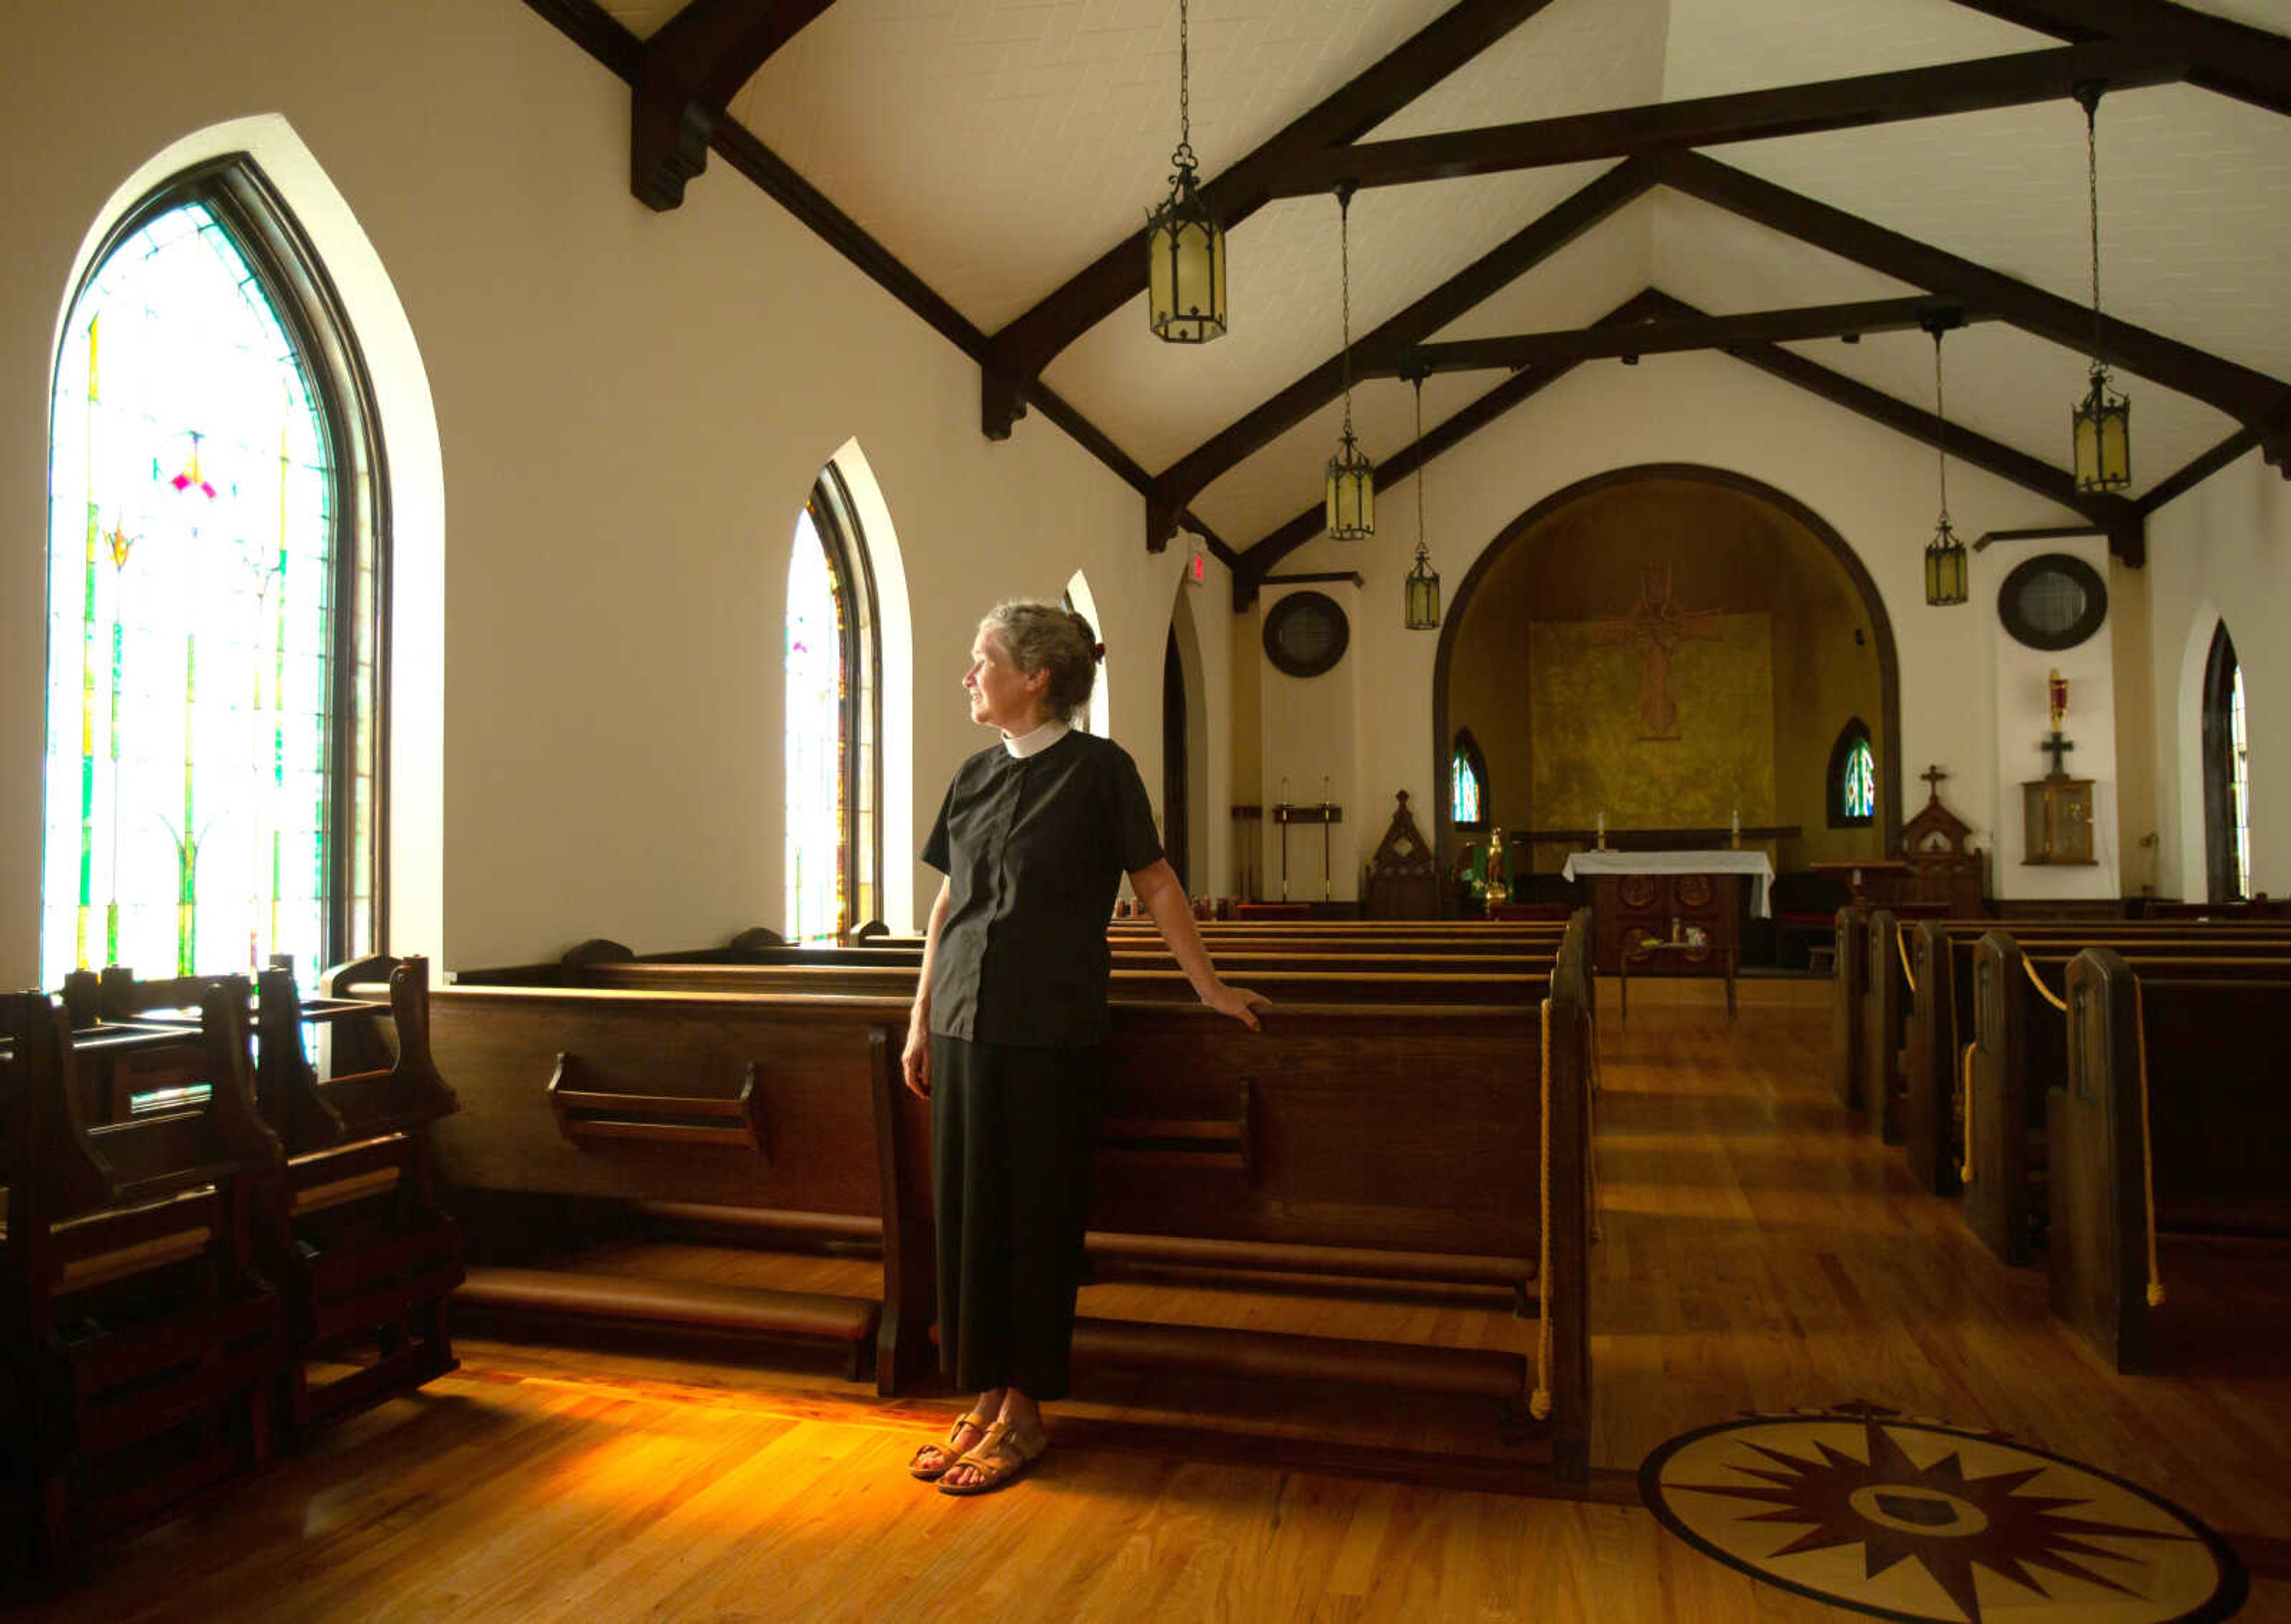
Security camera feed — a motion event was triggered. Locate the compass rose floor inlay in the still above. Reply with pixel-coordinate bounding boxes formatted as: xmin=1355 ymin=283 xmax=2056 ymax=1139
xmin=1640 ymin=1406 xmax=2249 ymax=1623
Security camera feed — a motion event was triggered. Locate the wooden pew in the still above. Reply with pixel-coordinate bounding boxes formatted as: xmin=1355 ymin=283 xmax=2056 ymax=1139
xmin=1 ymin=986 xmax=285 ymax=1572
xmin=410 ymin=926 xmax=1597 ymax=1480
xmin=2054 ymin=949 xmax=2291 ymax=1371
xmin=1832 ymin=901 xmax=1949 ymax=1117
xmin=1900 ymin=919 xmax=2291 ymax=1196
xmin=407 ymin=984 xmax=904 ymax=1388
xmin=1962 ymin=933 xmax=2291 ymax=1266
xmin=250 ymin=958 xmax=466 ymax=1430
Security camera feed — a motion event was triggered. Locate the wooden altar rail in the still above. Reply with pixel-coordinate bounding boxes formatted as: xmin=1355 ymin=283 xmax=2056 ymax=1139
xmin=1831 ymin=906 xmax=2291 ymax=1125
xmin=391 ymin=923 xmax=1597 ymax=1478
xmin=2055 ymin=952 xmax=2291 ymax=1372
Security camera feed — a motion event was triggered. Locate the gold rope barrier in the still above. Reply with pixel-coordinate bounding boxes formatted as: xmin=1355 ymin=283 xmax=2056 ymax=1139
xmin=1895 ymin=929 xmax=1918 ymax=997
xmin=1531 ymin=995 xmax=1553 ymax=1422
xmin=2021 ymin=955 xmax=2068 ymax=1012
xmin=1959 ymin=1041 xmax=1977 ymax=1183
xmin=2133 ymin=978 xmax=2166 ymax=1307
xmin=1586 ymin=1001 xmax=1604 ymax=1243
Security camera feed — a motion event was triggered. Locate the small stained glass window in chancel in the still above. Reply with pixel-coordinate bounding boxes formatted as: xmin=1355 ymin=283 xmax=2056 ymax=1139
xmin=1450 ymin=731 xmax=1486 ymax=830
xmin=1844 ymin=738 xmax=1876 ymax=823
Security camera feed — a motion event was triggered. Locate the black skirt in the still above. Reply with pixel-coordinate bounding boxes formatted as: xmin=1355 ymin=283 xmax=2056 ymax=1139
xmin=928 ymin=1036 xmax=1101 ymax=1401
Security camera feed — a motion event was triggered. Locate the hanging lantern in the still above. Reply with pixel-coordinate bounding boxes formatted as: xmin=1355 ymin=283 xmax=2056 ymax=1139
xmin=1323 ymin=185 xmax=1373 ymax=539
xmin=1925 ymin=316 xmax=1969 ymax=607
xmin=2071 ymin=83 xmax=2131 ymax=492
xmin=1146 ymin=0 xmax=1225 ymax=343
xmin=2073 ymin=365 xmax=2131 ymax=492
xmin=1405 ymin=543 xmax=1441 ymax=630
xmin=1403 ymin=372 xmax=1439 ymax=629
xmin=1925 ymin=517 xmax=1969 ymax=607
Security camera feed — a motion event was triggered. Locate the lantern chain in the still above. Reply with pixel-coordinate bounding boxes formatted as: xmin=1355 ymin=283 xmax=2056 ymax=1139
xmin=1338 ymin=186 xmax=1355 ymax=434
xmin=2082 ymin=84 xmax=2104 ymax=376
xmin=1413 ymin=373 xmax=1427 ymax=548
xmin=1176 ymin=0 xmax=1194 ymax=168
xmin=1932 ymin=328 xmax=1950 ymax=522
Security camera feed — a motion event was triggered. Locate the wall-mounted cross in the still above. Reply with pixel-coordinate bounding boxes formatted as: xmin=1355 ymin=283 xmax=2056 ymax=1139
xmin=1920 ymin=763 xmax=1949 ymax=803
xmin=2040 ymin=731 xmax=2076 ymax=779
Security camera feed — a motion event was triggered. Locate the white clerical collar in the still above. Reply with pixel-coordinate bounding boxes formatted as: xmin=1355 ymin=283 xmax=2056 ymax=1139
xmin=1002 ymin=718 xmax=1072 ymax=759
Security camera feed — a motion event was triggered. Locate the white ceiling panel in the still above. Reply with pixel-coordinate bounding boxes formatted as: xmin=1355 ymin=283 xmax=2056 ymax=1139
xmin=1651 ymin=191 xmax=1921 ymax=315
xmin=1191 ymin=370 xmax=1492 ymax=545
xmin=727 ymin=0 xmax=1463 ymax=329
xmin=1775 ymin=323 xmax=2240 ymax=499
xmin=1427 ymin=192 xmax=1657 ymax=342
xmin=1363 ymin=0 xmax=1668 ymax=142
xmin=1042 ymin=160 xmax=1615 ymax=474
xmin=1660 ymin=0 xmax=2049 ymax=103
xmin=1705 ymin=84 xmax=2291 ymax=382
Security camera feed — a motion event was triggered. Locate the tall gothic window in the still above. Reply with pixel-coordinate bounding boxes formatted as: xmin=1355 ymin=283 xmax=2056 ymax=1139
xmin=41 ymin=159 xmax=384 ymax=985
xmin=785 ymin=468 xmax=880 ymax=941
xmin=1450 ymin=728 xmax=1488 ymax=832
xmin=1829 ymin=719 xmax=1876 ymax=829
xmin=2203 ymin=622 xmax=2251 ymax=903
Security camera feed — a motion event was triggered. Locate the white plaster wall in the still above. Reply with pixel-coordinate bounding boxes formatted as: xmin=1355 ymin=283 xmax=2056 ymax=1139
xmin=1987 ymin=536 xmax=2120 ymax=901
xmin=1290 ymin=349 xmax=2102 ymax=897
xmin=2143 ymin=447 xmax=2291 ymax=901
xmin=1258 ymin=579 xmax=1363 ymax=903
xmin=0 ymin=1 xmax=1217 ymax=981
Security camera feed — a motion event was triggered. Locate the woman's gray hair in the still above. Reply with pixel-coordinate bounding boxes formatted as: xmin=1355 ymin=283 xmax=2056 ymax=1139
xmin=981 ymin=600 xmax=1103 ymax=724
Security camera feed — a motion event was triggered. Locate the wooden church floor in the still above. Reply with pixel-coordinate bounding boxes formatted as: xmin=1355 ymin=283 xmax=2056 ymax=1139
xmin=14 ymin=981 xmax=2291 ymax=1622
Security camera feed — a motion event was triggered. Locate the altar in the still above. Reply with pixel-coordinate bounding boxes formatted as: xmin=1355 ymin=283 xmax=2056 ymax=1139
xmin=1561 ymin=850 xmax=1776 ymax=977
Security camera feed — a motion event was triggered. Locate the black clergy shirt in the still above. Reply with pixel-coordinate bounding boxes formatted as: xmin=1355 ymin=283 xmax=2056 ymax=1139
xmin=922 ymin=729 xmax=1164 ymax=1046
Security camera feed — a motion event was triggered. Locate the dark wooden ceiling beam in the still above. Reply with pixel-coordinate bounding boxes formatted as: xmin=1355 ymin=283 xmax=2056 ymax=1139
xmin=1274 ymin=40 xmax=2184 ymax=194
xmin=633 ymin=0 xmax=841 ymax=210
xmin=982 ymin=0 xmax=1559 ymax=437
xmin=2135 ymin=425 xmax=2262 ymax=515
xmin=1146 ymin=156 xmax=1662 ymax=550
xmin=1949 ymin=0 xmax=2291 ymax=118
xmin=1659 ymin=150 xmax=2291 ymax=471
xmin=1229 ymin=293 xmax=1674 ymax=605
xmin=1385 ymin=295 xmax=1990 ymax=376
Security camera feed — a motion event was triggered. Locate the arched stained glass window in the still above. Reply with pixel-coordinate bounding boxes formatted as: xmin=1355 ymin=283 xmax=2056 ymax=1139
xmin=2203 ymin=622 xmax=2251 ymax=902
xmin=785 ymin=470 xmax=879 ymax=941
xmin=1450 ymin=728 xmax=1488 ymax=832
xmin=41 ymin=160 xmax=382 ymax=984
xmin=1827 ymin=719 xmax=1876 ymax=829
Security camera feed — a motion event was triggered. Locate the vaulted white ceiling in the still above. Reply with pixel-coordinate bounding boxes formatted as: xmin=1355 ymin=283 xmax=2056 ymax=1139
xmin=596 ymin=0 xmax=2291 ymax=555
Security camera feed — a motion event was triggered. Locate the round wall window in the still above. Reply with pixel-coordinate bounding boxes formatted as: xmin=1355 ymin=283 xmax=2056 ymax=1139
xmin=1997 ymin=553 xmax=2108 ymax=650
xmin=1262 ymin=590 xmax=1350 ymax=677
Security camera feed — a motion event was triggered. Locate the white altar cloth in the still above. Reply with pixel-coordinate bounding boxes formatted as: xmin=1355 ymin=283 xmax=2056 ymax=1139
xmin=1560 ymin=850 xmax=1776 ymax=918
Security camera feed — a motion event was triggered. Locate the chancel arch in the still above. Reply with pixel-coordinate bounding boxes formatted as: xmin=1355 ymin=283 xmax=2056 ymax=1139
xmin=1431 ymin=465 xmax=1901 ymax=884
xmin=39 ymin=152 xmax=388 ymax=984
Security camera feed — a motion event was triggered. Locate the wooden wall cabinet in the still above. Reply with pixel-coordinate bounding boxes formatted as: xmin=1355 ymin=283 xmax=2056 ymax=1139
xmin=2023 ymin=777 xmax=2097 ymax=866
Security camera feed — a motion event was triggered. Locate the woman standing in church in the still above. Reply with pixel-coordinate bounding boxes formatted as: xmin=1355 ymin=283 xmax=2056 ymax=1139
xmin=901 ymin=600 xmax=1268 ymax=1496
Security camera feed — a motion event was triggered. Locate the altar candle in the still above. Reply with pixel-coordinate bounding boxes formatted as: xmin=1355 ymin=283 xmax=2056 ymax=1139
xmin=1731 ymin=805 xmax=1740 ymax=835
xmin=1322 ymin=775 xmax=1330 ymax=808
xmin=1279 ymin=775 xmax=1290 ymax=807
xmin=1596 ymin=810 xmax=1605 ymax=837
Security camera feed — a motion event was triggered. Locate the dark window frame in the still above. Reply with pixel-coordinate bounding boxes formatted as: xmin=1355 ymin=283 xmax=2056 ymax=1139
xmin=1827 ymin=717 xmax=1876 ymax=830
xmin=2202 ymin=621 xmax=2245 ymax=904
xmin=1262 ymin=591 xmax=1350 ymax=678
xmin=804 ymin=464 xmax=885 ymax=934
xmin=1997 ymin=552 xmax=2108 ymax=652
xmin=48 ymin=154 xmax=391 ymax=966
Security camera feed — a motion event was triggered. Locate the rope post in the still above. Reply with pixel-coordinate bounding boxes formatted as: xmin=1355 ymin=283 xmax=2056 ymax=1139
xmin=2132 ymin=979 xmax=2166 ymax=1308
xmin=1959 ymin=1041 xmax=1977 ymax=1184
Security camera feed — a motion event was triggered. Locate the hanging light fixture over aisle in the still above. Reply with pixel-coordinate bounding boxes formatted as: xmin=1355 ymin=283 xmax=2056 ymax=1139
xmin=2071 ymin=82 xmax=2130 ymax=492
xmin=1925 ymin=313 xmax=1969 ymax=607
xmin=1403 ymin=371 xmax=1440 ymax=629
xmin=1146 ymin=0 xmax=1226 ymax=344
xmin=1324 ymin=184 xmax=1374 ymax=540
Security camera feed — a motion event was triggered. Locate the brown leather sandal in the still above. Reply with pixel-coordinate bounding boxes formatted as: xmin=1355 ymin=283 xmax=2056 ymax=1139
xmin=909 ymin=1410 xmax=995 ymax=1481
xmin=935 ymin=1421 xmax=1047 ymax=1496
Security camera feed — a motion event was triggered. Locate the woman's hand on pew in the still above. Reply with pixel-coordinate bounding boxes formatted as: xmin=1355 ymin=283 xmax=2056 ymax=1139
xmin=902 ymin=1020 xmax=932 ymax=1098
xmin=1202 ymin=982 xmax=1273 ymax=1032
